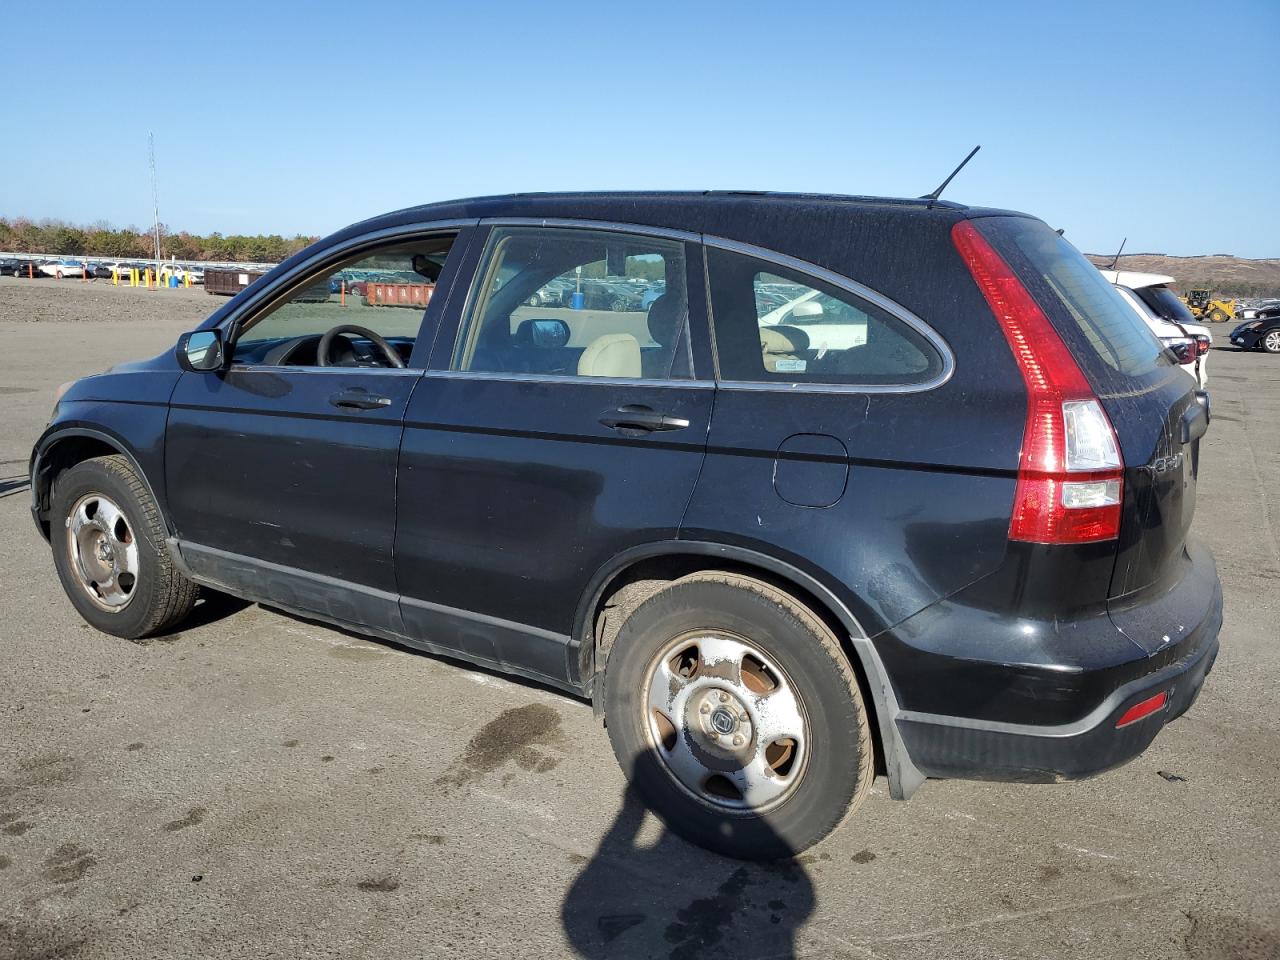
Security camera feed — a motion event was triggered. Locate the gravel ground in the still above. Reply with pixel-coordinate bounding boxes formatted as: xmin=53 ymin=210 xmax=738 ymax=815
xmin=0 ymin=276 xmax=1278 ymax=960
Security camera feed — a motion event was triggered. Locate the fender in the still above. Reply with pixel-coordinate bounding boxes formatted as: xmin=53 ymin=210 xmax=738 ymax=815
xmin=574 ymin=540 xmax=926 ymax=800
xmin=30 ymin=425 xmax=173 ymax=541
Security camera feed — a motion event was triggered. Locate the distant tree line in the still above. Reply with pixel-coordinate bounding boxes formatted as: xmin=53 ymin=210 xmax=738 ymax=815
xmin=0 ymin=217 xmax=318 ymax=263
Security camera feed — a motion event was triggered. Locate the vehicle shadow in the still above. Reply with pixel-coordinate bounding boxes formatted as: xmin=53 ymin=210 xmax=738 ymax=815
xmin=0 ymin=475 xmax=31 ymax=499
xmin=561 ymin=775 xmax=815 ymax=960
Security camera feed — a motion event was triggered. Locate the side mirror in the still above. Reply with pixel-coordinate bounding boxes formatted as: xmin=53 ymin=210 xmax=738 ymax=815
xmin=530 ymin=318 xmax=571 ymax=348
xmin=177 ymin=329 xmax=225 ymax=372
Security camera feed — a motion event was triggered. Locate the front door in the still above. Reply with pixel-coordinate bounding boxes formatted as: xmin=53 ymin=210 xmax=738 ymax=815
xmin=165 ymin=232 xmax=468 ymax=635
xmin=394 ymin=224 xmax=714 ymax=685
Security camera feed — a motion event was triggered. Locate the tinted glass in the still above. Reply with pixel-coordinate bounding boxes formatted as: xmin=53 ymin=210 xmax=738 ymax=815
xmin=706 ymin=247 xmax=943 ymax=386
xmin=1135 ymin=285 xmax=1198 ymax=325
xmin=454 ymin=227 xmax=690 ymax=380
xmin=979 ymin=217 xmax=1168 ymax=379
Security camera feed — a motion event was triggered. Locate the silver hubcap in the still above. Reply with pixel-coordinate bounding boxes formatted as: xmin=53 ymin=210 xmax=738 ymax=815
xmin=1266 ymin=332 xmax=1280 ymax=351
xmin=644 ymin=633 xmax=808 ymax=811
xmin=66 ymin=493 xmax=139 ymax=611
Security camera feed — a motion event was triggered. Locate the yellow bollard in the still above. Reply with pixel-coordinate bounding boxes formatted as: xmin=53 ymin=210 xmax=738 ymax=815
xmin=112 ymin=268 xmax=119 ymax=286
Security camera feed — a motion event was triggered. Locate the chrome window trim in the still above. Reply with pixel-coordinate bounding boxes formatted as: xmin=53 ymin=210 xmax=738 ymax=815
xmin=224 ymin=364 xmax=423 ymax=378
xmin=421 ymin=369 xmax=711 ymax=390
xmin=222 ymin=215 xmax=955 ymax=393
xmin=476 ymin=219 xmax=955 ymax=394
xmin=218 ymin=218 xmax=478 ymax=339
xmin=478 ymin=217 xmax=699 ymax=244
xmin=703 ymin=236 xmax=955 ymax=394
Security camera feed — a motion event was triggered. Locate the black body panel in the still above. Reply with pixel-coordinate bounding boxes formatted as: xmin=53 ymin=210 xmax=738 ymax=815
xmin=30 ymin=190 xmax=1224 ymax=799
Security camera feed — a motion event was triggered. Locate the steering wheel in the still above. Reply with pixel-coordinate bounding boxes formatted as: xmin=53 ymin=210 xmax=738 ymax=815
xmin=317 ymin=324 xmax=406 ymax=368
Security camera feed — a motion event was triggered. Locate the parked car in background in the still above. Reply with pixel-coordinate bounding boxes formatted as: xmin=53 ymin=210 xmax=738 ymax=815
xmin=30 ymin=191 xmax=1220 ymax=860
xmin=1100 ymin=270 xmax=1211 ymax=388
xmin=1235 ymin=299 xmax=1280 ymax=321
xmin=38 ymin=259 xmax=88 ymax=279
xmin=525 ymin=277 xmax=574 ymax=307
xmin=1231 ymin=311 xmax=1280 ymax=353
xmin=641 ymin=282 xmax=666 ymax=310
xmin=0 ymin=258 xmax=28 ymax=276
xmin=159 ymin=264 xmax=205 ymax=285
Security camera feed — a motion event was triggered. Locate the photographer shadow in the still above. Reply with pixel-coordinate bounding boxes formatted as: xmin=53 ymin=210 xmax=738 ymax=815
xmin=561 ymin=773 xmax=815 ymax=960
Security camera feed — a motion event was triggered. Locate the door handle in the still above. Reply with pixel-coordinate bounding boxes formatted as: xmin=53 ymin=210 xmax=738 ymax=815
xmin=599 ymin=404 xmax=690 ymax=434
xmin=329 ymin=387 xmax=392 ymax=411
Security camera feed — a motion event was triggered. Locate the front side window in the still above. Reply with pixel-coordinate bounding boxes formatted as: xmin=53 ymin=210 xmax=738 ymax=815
xmin=453 ymin=227 xmax=690 ymax=380
xmin=707 ymin=247 xmax=944 ymax=386
xmin=231 ymin=235 xmax=456 ymax=367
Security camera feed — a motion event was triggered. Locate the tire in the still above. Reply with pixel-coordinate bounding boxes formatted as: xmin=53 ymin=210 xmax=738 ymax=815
xmin=50 ymin=455 xmax=198 ymax=640
xmin=55 ymin=271 xmax=63 ymax=280
xmin=1209 ymin=308 xmax=1229 ymax=323
xmin=603 ymin=571 xmax=873 ymax=860
xmin=609 ymin=296 xmax=627 ymax=312
xmin=1263 ymin=330 xmax=1280 ymax=354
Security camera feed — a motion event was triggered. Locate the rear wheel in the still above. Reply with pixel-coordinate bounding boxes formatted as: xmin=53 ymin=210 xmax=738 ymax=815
xmin=603 ymin=572 xmax=873 ymax=859
xmin=50 ymin=455 xmax=198 ymax=639
xmin=1263 ymin=330 xmax=1280 ymax=354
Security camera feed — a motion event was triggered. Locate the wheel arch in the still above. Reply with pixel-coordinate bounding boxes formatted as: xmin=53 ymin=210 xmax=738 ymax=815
xmin=575 ymin=541 xmax=926 ymax=800
xmin=31 ymin=428 xmax=171 ymax=542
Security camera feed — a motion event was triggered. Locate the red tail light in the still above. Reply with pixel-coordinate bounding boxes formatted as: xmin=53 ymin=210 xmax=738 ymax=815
xmin=952 ymin=220 xmax=1124 ymax=544
xmin=1194 ymin=335 xmax=1211 ymax=357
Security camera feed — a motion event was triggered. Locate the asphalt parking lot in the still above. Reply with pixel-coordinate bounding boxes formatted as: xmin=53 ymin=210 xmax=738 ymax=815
xmin=1 ymin=277 xmax=1277 ymax=960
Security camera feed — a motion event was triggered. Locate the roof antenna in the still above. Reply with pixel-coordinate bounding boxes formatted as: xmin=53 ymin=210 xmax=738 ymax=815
xmin=1107 ymin=237 xmax=1127 ymax=270
xmin=922 ymin=145 xmax=980 ymax=207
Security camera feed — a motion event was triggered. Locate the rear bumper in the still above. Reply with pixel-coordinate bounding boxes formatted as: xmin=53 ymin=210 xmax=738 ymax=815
xmin=894 ymin=581 xmax=1221 ymax=783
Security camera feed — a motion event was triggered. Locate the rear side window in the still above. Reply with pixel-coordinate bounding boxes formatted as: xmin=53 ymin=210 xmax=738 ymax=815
xmin=706 ymin=247 xmax=945 ymax=386
xmin=976 ymin=217 xmax=1168 ymax=380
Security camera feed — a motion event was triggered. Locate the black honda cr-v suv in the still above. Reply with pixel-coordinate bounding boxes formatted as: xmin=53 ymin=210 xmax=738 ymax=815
xmin=30 ymin=192 xmax=1221 ymax=859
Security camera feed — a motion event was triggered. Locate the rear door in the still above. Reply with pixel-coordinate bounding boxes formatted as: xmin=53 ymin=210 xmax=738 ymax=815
xmin=974 ymin=217 xmax=1207 ymax=648
xmin=395 ymin=223 xmax=713 ymax=685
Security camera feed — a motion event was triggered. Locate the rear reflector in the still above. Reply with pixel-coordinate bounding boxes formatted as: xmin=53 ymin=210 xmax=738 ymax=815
xmin=952 ymin=221 xmax=1124 ymax=543
xmin=1116 ymin=691 xmax=1168 ymax=728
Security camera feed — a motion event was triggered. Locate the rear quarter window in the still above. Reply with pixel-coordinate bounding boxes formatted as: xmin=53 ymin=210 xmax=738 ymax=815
xmin=705 ymin=246 xmax=947 ymax=387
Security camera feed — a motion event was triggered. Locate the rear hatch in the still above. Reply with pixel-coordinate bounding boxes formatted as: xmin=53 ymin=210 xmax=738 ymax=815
xmin=972 ymin=216 xmax=1205 ymax=652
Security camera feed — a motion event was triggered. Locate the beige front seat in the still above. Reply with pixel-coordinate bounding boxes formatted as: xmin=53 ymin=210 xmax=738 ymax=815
xmin=578 ymin=333 xmax=641 ymax=378
xmin=760 ymin=326 xmax=809 ymax=372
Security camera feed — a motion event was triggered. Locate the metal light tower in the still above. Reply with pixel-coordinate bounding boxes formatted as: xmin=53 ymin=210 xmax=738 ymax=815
xmin=149 ymin=132 xmax=162 ymax=266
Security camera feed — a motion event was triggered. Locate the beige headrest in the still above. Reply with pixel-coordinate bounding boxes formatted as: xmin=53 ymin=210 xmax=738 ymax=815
xmin=760 ymin=326 xmax=807 ymax=356
xmin=578 ymin=333 xmax=641 ymax=378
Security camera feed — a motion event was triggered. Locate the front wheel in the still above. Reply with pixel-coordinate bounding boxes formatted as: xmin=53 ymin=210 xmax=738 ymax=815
xmin=603 ymin=572 xmax=873 ymax=859
xmin=50 ymin=455 xmax=198 ymax=639
xmin=1208 ymin=308 xmax=1229 ymax=323
xmin=1263 ymin=330 xmax=1280 ymax=354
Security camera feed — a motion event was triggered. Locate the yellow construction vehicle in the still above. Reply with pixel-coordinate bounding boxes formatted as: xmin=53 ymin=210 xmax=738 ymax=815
xmin=1181 ymin=289 xmax=1236 ymax=323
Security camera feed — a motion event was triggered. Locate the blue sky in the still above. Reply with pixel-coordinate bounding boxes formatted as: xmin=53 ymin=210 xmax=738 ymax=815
xmin=5 ymin=0 xmax=1277 ymax=256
